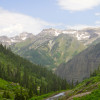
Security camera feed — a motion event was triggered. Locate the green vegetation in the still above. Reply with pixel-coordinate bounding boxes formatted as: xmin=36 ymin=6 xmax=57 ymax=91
xmin=0 ymin=44 xmax=70 ymax=99
xmin=62 ymin=66 xmax=100 ymax=100
xmin=0 ymin=78 xmax=22 ymax=99
xmin=74 ymin=88 xmax=100 ymax=100
xmin=73 ymin=68 xmax=100 ymax=100
xmin=0 ymin=78 xmax=21 ymax=91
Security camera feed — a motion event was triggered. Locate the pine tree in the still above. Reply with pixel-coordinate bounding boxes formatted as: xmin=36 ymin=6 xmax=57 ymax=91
xmin=2 ymin=91 xmax=10 ymax=99
xmin=22 ymin=68 xmax=29 ymax=88
xmin=28 ymin=88 xmax=33 ymax=98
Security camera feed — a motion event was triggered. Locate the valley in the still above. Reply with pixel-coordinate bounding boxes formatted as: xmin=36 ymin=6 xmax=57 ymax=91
xmin=1 ymin=27 xmax=100 ymax=99
xmin=0 ymin=44 xmax=69 ymax=100
xmin=1 ymin=1 xmax=100 ymax=99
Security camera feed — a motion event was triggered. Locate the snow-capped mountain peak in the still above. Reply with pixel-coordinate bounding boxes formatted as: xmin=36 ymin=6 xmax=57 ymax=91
xmin=0 ymin=32 xmax=34 ymax=46
xmin=0 ymin=27 xmax=100 ymax=46
xmin=38 ymin=28 xmax=62 ymax=36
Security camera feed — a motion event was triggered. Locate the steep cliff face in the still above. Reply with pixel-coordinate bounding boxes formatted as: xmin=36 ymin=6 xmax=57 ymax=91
xmin=56 ymin=43 xmax=100 ymax=83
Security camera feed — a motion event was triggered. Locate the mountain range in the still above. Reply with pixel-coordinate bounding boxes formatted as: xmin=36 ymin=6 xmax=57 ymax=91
xmin=1 ymin=27 xmax=100 ymax=70
xmin=1 ymin=27 xmax=100 ymax=99
xmin=10 ymin=28 xmax=86 ymax=70
xmin=0 ymin=32 xmax=34 ymax=46
xmin=1 ymin=27 xmax=100 ymax=46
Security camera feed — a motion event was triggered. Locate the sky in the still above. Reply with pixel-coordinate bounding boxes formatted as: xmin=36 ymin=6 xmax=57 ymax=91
xmin=0 ymin=0 xmax=100 ymax=36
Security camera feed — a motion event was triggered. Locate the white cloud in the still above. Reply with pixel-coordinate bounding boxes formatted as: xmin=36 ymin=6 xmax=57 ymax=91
xmin=66 ymin=24 xmax=100 ymax=30
xmin=95 ymin=21 xmax=100 ymax=24
xmin=0 ymin=7 xmax=54 ymax=37
xmin=95 ymin=13 xmax=100 ymax=16
xmin=57 ymin=0 xmax=100 ymax=11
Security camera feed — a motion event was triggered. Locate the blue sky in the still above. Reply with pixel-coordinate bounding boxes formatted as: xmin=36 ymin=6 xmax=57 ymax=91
xmin=0 ymin=0 xmax=100 ymax=36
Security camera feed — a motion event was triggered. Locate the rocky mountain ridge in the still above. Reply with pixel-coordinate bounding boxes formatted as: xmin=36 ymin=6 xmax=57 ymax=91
xmin=11 ymin=33 xmax=85 ymax=70
xmin=37 ymin=27 xmax=100 ymax=45
xmin=1 ymin=27 xmax=100 ymax=46
xmin=1 ymin=27 xmax=100 ymax=70
xmin=0 ymin=32 xmax=34 ymax=46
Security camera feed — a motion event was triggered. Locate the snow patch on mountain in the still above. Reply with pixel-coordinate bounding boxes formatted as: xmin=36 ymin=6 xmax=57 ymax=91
xmin=0 ymin=27 xmax=100 ymax=46
xmin=0 ymin=32 xmax=34 ymax=46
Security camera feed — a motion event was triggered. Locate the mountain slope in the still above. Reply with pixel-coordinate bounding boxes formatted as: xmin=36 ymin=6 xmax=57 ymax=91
xmin=0 ymin=44 xmax=69 ymax=99
xmin=61 ymin=68 xmax=100 ymax=100
xmin=56 ymin=42 xmax=100 ymax=83
xmin=11 ymin=33 xmax=85 ymax=70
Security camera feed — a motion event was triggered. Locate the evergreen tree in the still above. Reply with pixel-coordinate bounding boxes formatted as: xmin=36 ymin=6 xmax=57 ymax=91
xmin=2 ymin=91 xmax=10 ymax=99
xmin=22 ymin=68 xmax=29 ymax=88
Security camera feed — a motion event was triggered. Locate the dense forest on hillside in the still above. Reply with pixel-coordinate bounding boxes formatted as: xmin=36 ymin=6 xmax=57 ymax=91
xmin=0 ymin=44 xmax=70 ymax=99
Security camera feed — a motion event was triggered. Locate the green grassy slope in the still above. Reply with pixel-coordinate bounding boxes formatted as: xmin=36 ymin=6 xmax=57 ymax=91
xmin=73 ymin=70 xmax=100 ymax=100
xmin=0 ymin=78 xmax=22 ymax=99
xmin=62 ymin=68 xmax=100 ymax=100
